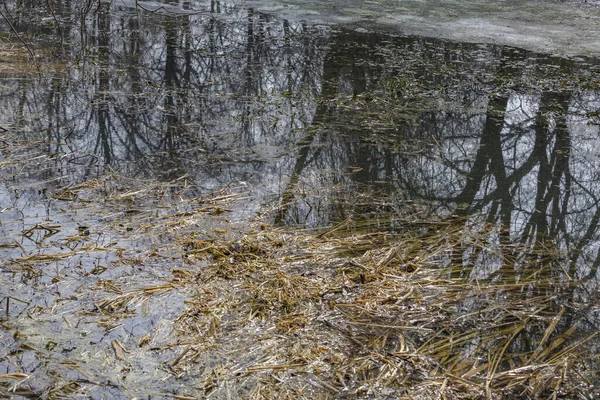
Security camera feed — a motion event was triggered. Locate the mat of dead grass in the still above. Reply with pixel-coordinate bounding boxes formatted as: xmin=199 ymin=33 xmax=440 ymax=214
xmin=1 ymin=125 xmax=598 ymax=398
xmin=106 ymin=214 xmax=597 ymax=399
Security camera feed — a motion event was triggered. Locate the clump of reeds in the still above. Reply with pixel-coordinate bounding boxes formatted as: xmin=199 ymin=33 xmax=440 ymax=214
xmin=2 ymin=130 xmax=595 ymax=398
xmin=159 ymin=214 xmax=597 ymax=399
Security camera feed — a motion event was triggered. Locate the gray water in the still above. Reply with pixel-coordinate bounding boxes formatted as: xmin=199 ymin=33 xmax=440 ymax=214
xmin=1 ymin=0 xmax=600 ymax=397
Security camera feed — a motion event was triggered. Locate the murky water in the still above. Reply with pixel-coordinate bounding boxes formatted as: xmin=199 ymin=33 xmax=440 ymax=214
xmin=2 ymin=0 xmax=600 ymax=398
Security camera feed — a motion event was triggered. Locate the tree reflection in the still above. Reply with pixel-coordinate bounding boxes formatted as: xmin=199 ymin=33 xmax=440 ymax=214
xmin=3 ymin=2 xmax=600 ymax=393
xmin=274 ymin=28 xmax=600 ymax=289
xmin=266 ymin=29 xmax=600 ymax=371
xmin=3 ymin=1 xmax=600 ymax=286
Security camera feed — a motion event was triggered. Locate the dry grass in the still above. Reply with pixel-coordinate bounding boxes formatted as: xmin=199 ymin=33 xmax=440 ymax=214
xmin=1 ymin=125 xmax=597 ymax=398
xmin=120 ymin=213 xmax=595 ymax=399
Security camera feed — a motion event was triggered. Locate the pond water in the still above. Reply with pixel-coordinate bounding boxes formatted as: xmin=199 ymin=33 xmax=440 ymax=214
xmin=2 ymin=0 xmax=600 ymax=398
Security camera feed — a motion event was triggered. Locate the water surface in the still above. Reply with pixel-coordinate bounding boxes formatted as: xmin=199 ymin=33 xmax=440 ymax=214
xmin=1 ymin=0 xmax=600 ymax=397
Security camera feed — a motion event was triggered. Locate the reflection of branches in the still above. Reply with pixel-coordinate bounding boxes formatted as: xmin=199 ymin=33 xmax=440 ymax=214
xmin=275 ymin=129 xmax=325 ymax=225
xmin=0 ymin=7 xmax=34 ymax=59
xmin=45 ymin=0 xmax=64 ymax=46
xmin=8 ymin=3 xmax=600 ymax=288
xmin=133 ymin=0 xmax=211 ymax=16
xmin=519 ymin=92 xmax=571 ymax=246
xmin=79 ymin=0 xmax=102 ymax=52
xmin=292 ymin=34 xmax=600 ymax=286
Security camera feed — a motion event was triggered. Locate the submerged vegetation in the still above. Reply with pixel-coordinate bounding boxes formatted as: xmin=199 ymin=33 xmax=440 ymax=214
xmin=1 ymin=123 xmax=599 ymax=398
xmin=2 ymin=0 xmax=600 ymax=399
xmin=168 ymin=214 xmax=599 ymax=399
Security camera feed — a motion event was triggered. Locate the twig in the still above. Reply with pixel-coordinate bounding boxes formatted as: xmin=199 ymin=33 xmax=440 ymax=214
xmin=0 ymin=7 xmax=35 ymax=59
xmin=316 ymin=217 xmax=352 ymax=239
